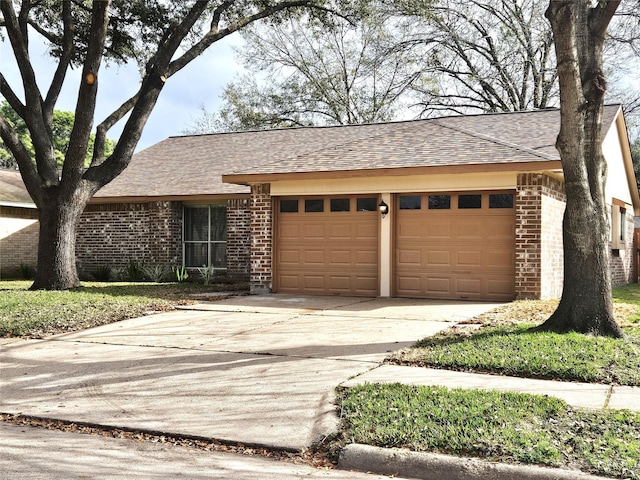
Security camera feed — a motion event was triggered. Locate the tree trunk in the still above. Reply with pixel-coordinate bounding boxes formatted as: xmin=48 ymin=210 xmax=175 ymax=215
xmin=534 ymin=1 xmax=624 ymax=338
xmin=30 ymin=193 xmax=87 ymax=290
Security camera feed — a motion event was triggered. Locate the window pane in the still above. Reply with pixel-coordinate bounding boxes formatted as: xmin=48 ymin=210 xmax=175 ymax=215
xmin=458 ymin=194 xmax=482 ymax=209
xmin=356 ymin=197 xmax=377 ymax=211
xmin=280 ymin=199 xmax=298 ymax=213
xmin=399 ymin=195 xmax=421 ymax=210
xmin=489 ymin=194 xmax=514 ymax=209
xmin=305 ymin=199 xmax=324 ymax=212
xmin=185 ymin=243 xmax=208 ymax=267
xmin=184 ymin=207 xmax=208 ymax=241
xmin=210 ymin=206 xmax=227 ymax=241
xmin=330 ymin=198 xmax=350 ymax=212
xmin=428 ymin=195 xmax=451 ymax=210
xmin=211 ymin=243 xmax=227 ymax=269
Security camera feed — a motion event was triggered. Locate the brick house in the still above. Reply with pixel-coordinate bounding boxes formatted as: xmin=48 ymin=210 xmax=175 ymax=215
xmin=0 ymin=170 xmax=38 ymax=278
xmin=72 ymin=105 xmax=639 ymax=299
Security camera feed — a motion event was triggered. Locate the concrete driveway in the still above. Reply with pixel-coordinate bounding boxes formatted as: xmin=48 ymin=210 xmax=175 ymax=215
xmin=0 ymin=295 xmax=502 ymax=452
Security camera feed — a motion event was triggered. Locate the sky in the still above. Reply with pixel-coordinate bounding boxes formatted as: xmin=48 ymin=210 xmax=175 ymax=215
xmin=0 ymin=32 xmax=245 ymax=152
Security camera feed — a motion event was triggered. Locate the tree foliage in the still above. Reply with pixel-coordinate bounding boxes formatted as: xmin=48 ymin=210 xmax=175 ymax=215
xmin=0 ymin=0 xmax=351 ymax=290
xmin=186 ymin=12 xmax=423 ymax=133
xmin=0 ymin=101 xmax=115 ymax=170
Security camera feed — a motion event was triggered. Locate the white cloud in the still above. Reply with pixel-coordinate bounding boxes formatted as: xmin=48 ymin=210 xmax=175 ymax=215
xmin=1 ymin=33 xmax=244 ymax=151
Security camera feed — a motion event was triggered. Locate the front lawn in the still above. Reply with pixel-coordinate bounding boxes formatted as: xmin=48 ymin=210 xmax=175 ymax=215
xmin=0 ymin=281 xmax=243 ymax=338
xmin=388 ymin=285 xmax=640 ymax=385
xmin=338 ymin=383 xmax=640 ymax=479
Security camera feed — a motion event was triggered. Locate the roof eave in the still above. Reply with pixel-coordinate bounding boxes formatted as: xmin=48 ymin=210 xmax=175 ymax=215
xmin=222 ymin=161 xmax=564 ymax=185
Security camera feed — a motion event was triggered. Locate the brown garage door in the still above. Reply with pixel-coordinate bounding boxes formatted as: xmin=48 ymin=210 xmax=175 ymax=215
xmin=275 ymin=196 xmax=378 ymax=296
xmin=395 ymin=192 xmax=515 ymax=301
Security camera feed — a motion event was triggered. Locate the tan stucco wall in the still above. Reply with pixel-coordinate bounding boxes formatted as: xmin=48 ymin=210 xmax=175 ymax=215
xmin=0 ymin=206 xmax=39 ymax=278
xmin=270 ymin=171 xmax=518 ymax=197
xmin=603 ymin=118 xmax=634 ymax=207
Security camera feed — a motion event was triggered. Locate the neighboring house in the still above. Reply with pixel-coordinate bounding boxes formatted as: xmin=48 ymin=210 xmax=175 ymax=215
xmin=78 ymin=104 xmax=639 ymax=301
xmin=0 ymin=169 xmax=38 ymax=278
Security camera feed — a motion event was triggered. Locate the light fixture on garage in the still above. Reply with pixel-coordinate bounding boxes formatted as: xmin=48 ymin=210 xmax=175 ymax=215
xmin=378 ymin=199 xmax=389 ymax=218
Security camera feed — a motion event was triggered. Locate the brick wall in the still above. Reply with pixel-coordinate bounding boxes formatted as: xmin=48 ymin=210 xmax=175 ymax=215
xmin=516 ymin=173 xmax=566 ymax=299
xmin=227 ymin=198 xmax=251 ymax=280
xmin=540 ymin=178 xmax=566 ymax=299
xmin=0 ymin=206 xmax=39 ymax=278
xmin=249 ymin=184 xmax=272 ymax=294
xmin=76 ymin=201 xmax=182 ymax=273
xmin=610 ymin=211 xmax=635 ymax=285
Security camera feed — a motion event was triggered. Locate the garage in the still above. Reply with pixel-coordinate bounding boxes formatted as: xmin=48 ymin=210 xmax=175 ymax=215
xmin=275 ymin=196 xmax=379 ymax=296
xmin=395 ymin=191 xmax=516 ymax=301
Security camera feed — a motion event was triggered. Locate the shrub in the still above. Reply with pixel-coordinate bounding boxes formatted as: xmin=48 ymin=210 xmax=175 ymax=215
xmin=172 ymin=265 xmax=189 ymax=283
xmin=91 ymin=265 xmax=112 ymax=281
xmin=196 ymin=265 xmax=218 ymax=285
xmin=19 ymin=262 xmax=35 ymax=280
xmin=126 ymin=260 xmax=145 ymax=282
xmin=142 ymin=265 xmax=171 ymax=283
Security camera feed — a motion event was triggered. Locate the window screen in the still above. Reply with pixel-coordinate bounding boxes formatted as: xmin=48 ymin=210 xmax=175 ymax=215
xmin=280 ymin=199 xmax=298 ymax=213
xmin=305 ymin=199 xmax=324 ymax=212
xmin=399 ymin=195 xmax=421 ymax=210
xmin=489 ymin=194 xmax=514 ymax=209
xmin=356 ymin=197 xmax=377 ymax=211
xmin=428 ymin=195 xmax=451 ymax=209
xmin=330 ymin=198 xmax=350 ymax=212
xmin=183 ymin=205 xmax=227 ymax=269
xmin=458 ymin=194 xmax=482 ymax=209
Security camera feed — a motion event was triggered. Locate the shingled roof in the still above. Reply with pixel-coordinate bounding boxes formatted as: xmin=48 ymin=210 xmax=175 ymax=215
xmin=0 ymin=169 xmax=35 ymax=207
xmin=94 ymin=105 xmax=622 ymax=200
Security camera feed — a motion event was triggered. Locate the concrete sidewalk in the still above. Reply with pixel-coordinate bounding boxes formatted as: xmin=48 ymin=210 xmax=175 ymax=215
xmin=342 ymin=364 xmax=640 ymax=411
xmin=0 ymin=295 xmax=498 ymax=452
xmin=1 ymin=294 xmax=635 ymax=480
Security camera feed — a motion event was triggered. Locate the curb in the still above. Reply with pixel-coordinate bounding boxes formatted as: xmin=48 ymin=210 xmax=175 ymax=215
xmin=338 ymin=444 xmax=612 ymax=480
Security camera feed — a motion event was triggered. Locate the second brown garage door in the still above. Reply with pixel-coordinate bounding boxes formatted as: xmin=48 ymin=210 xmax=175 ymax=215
xmin=275 ymin=196 xmax=379 ymax=296
xmin=395 ymin=192 xmax=516 ymax=301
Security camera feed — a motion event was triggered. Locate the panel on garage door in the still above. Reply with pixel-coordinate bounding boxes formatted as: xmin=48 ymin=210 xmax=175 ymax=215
xmin=276 ymin=196 xmax=378 ymax=296
xmin=395 ymin=192 xmax=515 ymax=301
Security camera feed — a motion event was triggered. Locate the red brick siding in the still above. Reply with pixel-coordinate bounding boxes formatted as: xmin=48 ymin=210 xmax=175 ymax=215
xmin=227 ymin=198 xmax=251 ymax=280
xmin=516 ymin=173 xmax=566 ymax=299
xmin=76 ymin=201 xmax=182 ymax=272
xmin=540 ymin=177 xmax=566 ymax=299
xmin=0 ymin=206 xmax=39 ymax=277
xmin=249 ymin=184 xmax=272 ymax=293
xmin=610 ymin=211 xmax=635 ymax=285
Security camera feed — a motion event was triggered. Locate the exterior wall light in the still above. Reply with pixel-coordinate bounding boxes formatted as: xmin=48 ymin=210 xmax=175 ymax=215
xmin=378 ymin=199 xmax=389 ymax=218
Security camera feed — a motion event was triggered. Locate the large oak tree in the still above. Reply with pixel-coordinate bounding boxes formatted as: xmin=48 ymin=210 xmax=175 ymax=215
xmin=0 ymin=0 xmax=345 ymax=290
xmin=534 ymin=0 xmax=627 ymax=337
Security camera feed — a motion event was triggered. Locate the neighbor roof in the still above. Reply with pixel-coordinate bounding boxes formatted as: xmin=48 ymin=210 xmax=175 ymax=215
xmin=0 ymin=169 xmax=35 ymax=208
xmin=94 ymin=105 xmax=622 ymax=200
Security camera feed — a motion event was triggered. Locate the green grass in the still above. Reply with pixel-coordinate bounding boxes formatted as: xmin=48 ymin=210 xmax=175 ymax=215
xmin=389 ymin=284 xmax=640 ymax=386
xmin=338 ymin=383 xmax=640 ymax=479
xmin=392 ymin=324 xmax=640 ymax=385
xmin=0 ymin=280 xmax=243 ymax=338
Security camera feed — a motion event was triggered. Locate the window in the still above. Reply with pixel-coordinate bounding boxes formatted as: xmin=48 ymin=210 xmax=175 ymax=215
xmin=356 ymin=197 xmax=377 ymax=211
xmin=428 ymin=195 xmax=451 ymax=210
xmin=280 ymin=199 xmax=298 ymax=213
xmin=305 ymin=199 xmax=324 ymax=212
xmin=611 ymin=203 xmax=628 ymax=250
xmin=184 ymin=205 xmax=227 ymax=269
xmin=489 ymin=194 xmax=514 ymax=209
xmin=399 ymin=195 xmax=421 ymax=210
xmin=330 ymin=198 xmax=350 ymax=212
xmin=458 ymin=194 xmax=482 ymax=209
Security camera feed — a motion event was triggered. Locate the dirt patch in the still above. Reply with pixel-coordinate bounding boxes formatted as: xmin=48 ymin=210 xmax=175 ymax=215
xmin=459 ymin=299 xmax=639 ymax=328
